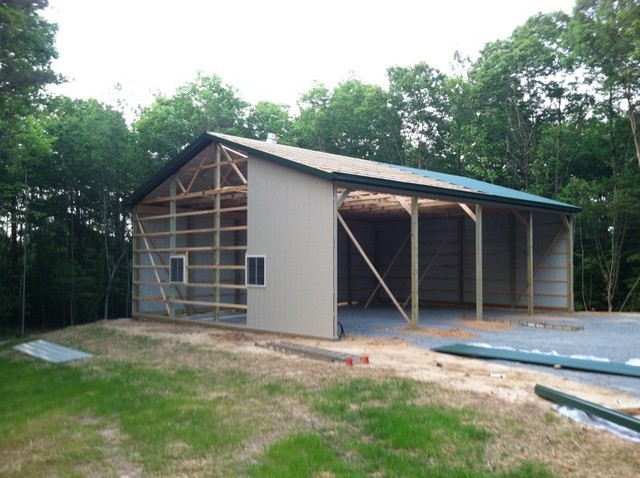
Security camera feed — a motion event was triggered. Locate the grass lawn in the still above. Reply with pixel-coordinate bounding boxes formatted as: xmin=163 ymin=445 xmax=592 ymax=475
xmin=0 ymin=321 xmax=637 ymax=477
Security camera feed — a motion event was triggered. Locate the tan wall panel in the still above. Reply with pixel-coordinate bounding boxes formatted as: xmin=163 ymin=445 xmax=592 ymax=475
xmin=247 ymin=157 xmax=335 ymax=338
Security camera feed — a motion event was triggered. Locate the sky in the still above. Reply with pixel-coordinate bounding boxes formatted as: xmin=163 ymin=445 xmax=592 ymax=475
xmin=44 ymin=0 xmax=576 ymax=116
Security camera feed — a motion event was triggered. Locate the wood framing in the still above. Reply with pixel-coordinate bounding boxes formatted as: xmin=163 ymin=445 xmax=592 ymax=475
xmin=410 ymin=197 xmax=419 ymax=328
xmin=338 ymin=212 xmax=411 ymax=325
xmin=475 ymin=204 xmax=483 ymax=320
xmin=127 ymin=132 xmax=579 ymax=339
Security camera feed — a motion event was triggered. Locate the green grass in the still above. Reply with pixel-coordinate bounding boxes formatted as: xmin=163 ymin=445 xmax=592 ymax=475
xmin=0 ymin=327 xmax=557 ymax=477
xmin=0 ymin=357 xmax=245 ymax=475
xmin=250 ymin=377 xmax=552 ymax=477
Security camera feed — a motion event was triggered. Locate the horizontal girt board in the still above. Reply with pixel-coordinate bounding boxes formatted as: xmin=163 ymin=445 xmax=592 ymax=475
xmin=535 ymin=384 xmax=640 ymax=433
xmin=432 ymin=343 xmax=640 ymax=378
xmin=13 ymin=339 xmax=93 ymax=363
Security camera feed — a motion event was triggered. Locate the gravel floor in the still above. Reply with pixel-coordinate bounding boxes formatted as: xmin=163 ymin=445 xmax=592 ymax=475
xmin=338 ymin=306 xmax=640 ymax=398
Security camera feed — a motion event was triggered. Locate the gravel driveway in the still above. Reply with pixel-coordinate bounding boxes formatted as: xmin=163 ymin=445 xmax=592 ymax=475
xmin=338 ymin=307 xmax=640 ymax=398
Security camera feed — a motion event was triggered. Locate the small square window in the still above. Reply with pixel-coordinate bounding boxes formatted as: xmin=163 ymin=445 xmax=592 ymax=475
xmin=246 ymin=255 xmax=266 ymax=287
xmin=170 ymin=255 xmax=187 ymax=283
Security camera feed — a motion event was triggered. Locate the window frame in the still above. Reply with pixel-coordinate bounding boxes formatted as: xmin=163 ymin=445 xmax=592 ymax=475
xmin=245 ymin=255 xmax=266 ymax=287
xmin=170 ymin=254 xmax=187 ymax=284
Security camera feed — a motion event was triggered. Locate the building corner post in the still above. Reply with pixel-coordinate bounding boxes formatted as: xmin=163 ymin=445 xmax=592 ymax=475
xmin=411 ymin=196 xmax=419 ymax=328
xmin=475 ymin=204 xmax=483 ymax=320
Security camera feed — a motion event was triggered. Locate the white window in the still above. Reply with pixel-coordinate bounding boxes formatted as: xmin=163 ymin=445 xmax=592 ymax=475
xmin=246 ymin=255 xmax=266 ymax=287
xmin=170 ymin=255 xmax=187 ymax=283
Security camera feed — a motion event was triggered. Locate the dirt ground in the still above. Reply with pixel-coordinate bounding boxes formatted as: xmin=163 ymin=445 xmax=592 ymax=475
xmin=108 ymin=318 xmax=637 ymax=412
xmin=74 ymin=318 xmax=640 ymax=477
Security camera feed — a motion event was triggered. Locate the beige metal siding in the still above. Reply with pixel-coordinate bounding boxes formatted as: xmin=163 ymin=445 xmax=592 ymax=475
xmin=247 ymin=157 xmax=335 ymax=338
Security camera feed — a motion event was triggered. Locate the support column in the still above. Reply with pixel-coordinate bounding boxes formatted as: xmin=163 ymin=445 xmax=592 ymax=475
xmin=132 ymin=215 xmax=139 ymax=315
xmin=509 ymin=213 xmax=516 ymax=308
xmin=169 ymin=179 xmax=177 ymax=320
xmin=214 ymin=144 xmax=221 ymax=320
xmin=458 ymin=216 xmax=464 ymax=305
xmin=411 ymin=197 xmax=419 ymax=328
xmin=527 ymin=211 xmax=534 ymax=315
xmin=475 ymin=204 xmax=483 ymax=320
xmin=565 ymin=215 xmax=574 ymax=312
xmin=346 ymin=238 xmax=353 ymax=305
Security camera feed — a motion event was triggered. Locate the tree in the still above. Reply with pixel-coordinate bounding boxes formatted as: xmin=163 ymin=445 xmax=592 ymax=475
xmin=35 ymin=97 xmax=132 ymax=326
xmin=0 ymin=0 xmax=58 ymax=107
xmin=133 ymin=73 xmax=248 ymax=166
xmin=292 ymin=79 xmax=405 ymax=164
xmin=460 ymin=12 xmax=576 ymax=191
xmin=246 ymin=101 xmax=292 ymax=143
xmin=0 ymin=0 xmax=59 ymax=334
xmin=571 ymin=0 xmax=640 ymax=168
xmin=387 ymin=63 xmax=451 ymax=171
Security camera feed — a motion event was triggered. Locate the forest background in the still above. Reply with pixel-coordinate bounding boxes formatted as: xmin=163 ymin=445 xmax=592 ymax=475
xmin=2 ymin=0 xmax=640 ymax=334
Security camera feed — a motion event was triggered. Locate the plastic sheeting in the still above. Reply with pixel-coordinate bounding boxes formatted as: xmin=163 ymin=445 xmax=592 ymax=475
xmin=555 ymin=405 xmax=640 ymax=443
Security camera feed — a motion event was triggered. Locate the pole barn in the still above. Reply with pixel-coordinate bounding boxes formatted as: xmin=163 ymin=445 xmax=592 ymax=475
xmin=126 ymin=132 xmax=580 ymax=339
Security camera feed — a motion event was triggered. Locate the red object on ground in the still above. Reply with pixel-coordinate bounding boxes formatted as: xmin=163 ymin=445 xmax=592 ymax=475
xmin=362 ymin=356 xmax=369 ymax=364
xmin=345 ymin=357 xmax=354 ymax=366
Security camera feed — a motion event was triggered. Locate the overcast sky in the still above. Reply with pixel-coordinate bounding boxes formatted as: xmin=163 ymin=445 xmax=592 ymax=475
xmin=44 ymin=0 xmax=576 ymax=114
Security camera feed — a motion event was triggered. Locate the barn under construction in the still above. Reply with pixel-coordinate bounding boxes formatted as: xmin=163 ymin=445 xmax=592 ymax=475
xmin=126 ymin=132 xmax=580 ymax=339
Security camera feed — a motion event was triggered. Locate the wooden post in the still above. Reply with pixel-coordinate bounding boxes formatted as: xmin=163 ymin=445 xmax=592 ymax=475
xmin=132 ymin=214 xmax=139 ymax=316
xmin=346 ymin=237 xmax=353 ymax=305
xmin=186 ymin=215 xmax=194 ymax=307
xmin=475 ymin=204 xmax=483 ymax=320
xmin=214 ymin=144 xmax=221 ymax=320
xmin=527 ymin=211 xmax=534 ymax=315
xmin=411 ymin=197 xmax=419 ymax=328
xmin=169 ymin=179 xmax=177 ymax=320
xmin=564 ymin=215 xmax=574 ymax=312
xmin=509 ymin=213 xmax=516 ymax=308
xmin=458 ymin=216 xmax=464 ymax=305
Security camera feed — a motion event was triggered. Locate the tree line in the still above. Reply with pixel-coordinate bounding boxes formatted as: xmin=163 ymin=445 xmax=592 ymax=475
xmin=2 ymin=0 xmax=639 ymax=334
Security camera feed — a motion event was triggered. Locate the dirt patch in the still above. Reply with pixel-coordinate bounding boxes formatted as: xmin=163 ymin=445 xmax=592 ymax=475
xmin=458 ymin=319 xmax=515 ymax=331
xmin=101 ymin=319 xmax=638 ymax=410
xmin=400 ymin=325 xmax=480 ymax=339
xmin=64 ymin=318 xmax=640 ymax=478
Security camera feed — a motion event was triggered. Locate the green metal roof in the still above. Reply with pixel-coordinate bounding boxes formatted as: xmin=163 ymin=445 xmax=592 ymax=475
xmin=125 ymin=132 xmax=580 ymax=213
xmin=390 ymin=165 xmax=578 ymax=212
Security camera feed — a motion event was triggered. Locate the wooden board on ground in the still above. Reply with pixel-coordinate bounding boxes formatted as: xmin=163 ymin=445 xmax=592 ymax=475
xmin=262 ymin=341 xmax=369 ymax=365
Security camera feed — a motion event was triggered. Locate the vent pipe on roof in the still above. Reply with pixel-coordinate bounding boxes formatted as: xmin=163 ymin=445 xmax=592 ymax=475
xmin=266 ymin=133 xmax=279 ymax=144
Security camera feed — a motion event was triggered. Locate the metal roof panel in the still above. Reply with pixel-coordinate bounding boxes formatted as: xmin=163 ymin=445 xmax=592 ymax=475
xmin=13 ymin=339 xmax=93 ymax=363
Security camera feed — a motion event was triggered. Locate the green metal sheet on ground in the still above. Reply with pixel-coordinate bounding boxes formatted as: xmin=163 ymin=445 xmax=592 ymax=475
xmin=535 ymin=384 xmax=640 ymax=434
xmin=432 ymin=344 xmax=640 ymax=378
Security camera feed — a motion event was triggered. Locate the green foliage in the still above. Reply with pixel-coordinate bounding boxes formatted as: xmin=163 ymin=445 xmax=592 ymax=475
xmin=571 ymin=0 xmax=640 ymax=167
xmin=246 ymin=101 xmax=292 ymax=142
xmin=292 ymin=78 xmax=406 ymax=164
xmin=133 ymin=73 xmax=248 ymax=166
xmin=0 ymin=0 xmax=59 ymax=112
xmin=388 ymin=62 xmax=452 ymax=170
